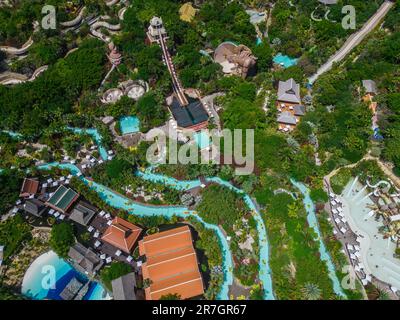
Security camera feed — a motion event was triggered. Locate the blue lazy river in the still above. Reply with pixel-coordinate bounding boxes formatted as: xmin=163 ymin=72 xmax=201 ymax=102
xmin=291 ymin=179 xmax=347 ymax=299
xmin=137 ymin=168 xmax=275 ymax=300
xmin=67 ymin=127 xmax=108 ymax=161
xmin=273 ymin=53 xmax=298 ymax=68
xmin=37 ymin=163 xmax=233 ymax=300
xmin=21 ymin=250 xmax=110 ymax=300
xmin=120 ymin=116 xmax=140 ymax=135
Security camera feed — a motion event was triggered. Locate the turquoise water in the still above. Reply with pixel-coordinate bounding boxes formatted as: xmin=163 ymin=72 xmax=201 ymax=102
xmin=194 ymin=131 xmax=212 ymax=150
xmin=1 ymin=130 xmax=22 ymax=139
xmin=120 ymin=116 xmax=140 ymax=135
xmin=21 ymin=250 xmax=110 ymax=300
xmin=37 ymin=163 xmax=234 ymax=300
xmin=256 ymin=37 xmax=262 ymax=46
xmin=137 ymin=168 xmax=275 ymax=300
xmin=273 ymin=53 xmax=298 ymax=68
xmin=67 ymin=127 xmax=108 ymax=161
xmin=291 ymin=179 xmax=347 ymax=299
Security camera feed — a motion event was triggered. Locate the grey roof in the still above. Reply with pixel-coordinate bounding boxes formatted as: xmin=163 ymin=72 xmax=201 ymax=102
xmin=24 ymin=199 xmax=46 ymax=217
xmin=277 ymin=112 xmax=297 ymax=125
xmin=362 ymin=80 xmax=378 ymax=95
xmin=68 ymin=242 xmax=102 ymax=275
xmin=60 ymin=277 xmax=83 ymax=300
xmin=111 ymin=273 xmax=137 ymax=300
xmin=277 ymin=78 xmax=301 ymax=104
xmin=69 ymin=201 xmax=97 ymax=226
xmin=293 ymin=105 xmax=306 ymax=116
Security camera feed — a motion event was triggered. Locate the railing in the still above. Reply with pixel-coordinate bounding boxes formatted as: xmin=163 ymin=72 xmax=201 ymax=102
xmin=158 ymin=30 xmax=189 ymax=106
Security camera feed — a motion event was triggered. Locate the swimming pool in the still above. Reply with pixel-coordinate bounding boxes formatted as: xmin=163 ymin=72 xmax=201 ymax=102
xmin=341 ymin=178 xmax=400 ymax=290
xmin=120 ymin=116 xmax=140 ymax=135
xmin=194 ymin=131 xmax=212 ymax=150
xmin=273 ymin=53 xmax=298 ymax=68
xmin=21 ymin=251 xmax=110 ymax=300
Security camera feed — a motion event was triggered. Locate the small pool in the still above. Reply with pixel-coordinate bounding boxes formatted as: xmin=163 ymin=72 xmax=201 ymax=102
xmin=120 ymin=116 xmax=140 ymax=135
xmin=21 ymin=251 xmax=110 ymax=300
xmin=273 ymin=53 xmax=298 ymax=68
xmin=256 ymin=37 xmax=262 ymax=46
xmin=194 ymin=131 xmax=211 ymax=150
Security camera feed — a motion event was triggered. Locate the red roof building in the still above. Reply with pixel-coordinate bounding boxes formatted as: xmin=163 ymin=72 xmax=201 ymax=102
xmin=139 ymin=225 xmax=204 ymax=300
xmin=20 ymin=178 xmax=39 ymax=198
xmin=101 ymin=217 xmax=142 ymax=254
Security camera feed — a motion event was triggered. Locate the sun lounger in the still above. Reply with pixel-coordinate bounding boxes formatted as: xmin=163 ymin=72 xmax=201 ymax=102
xmin=115 ymin=250 xmax=122 ymax=257
xmin=361 ymin=279 xmax=368 ymax=286
xmin=59 ymin=215 xmax=65 ymax=220
xmin=126 ymin=256 xmax=133 ymax=263
xmin=333 ymin=229 xmax=337 ymax=235
xmin=106 ymin=257 xmax=112 ymax=263
xmin=105 ymin=213 xmax=111 ymax=219
xmin=390 ymin=286 xmax=398 ymax=293
xmin=94 ymin=232 xmax=100 ymax=238
xmin=340 ymin=227 xmax=347 ymax=234
xmin=88 ymin=226 xmax=94 ymax=232
xmin=54 ymin=212 xmax=60 ymax=218
xmin=94 ymin=241 xmax=101 ymax=248
xmin=100 ymin=254 xmax=106 ymax=260
xmin=99 ymin=211 xmax=105 ymax=217
xmin=334 ymin=218 xmax=341 ymax=224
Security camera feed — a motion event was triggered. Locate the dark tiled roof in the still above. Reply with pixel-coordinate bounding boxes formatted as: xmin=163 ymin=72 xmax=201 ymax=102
xmin=170 ymin=96 xmax=209 ymax=128
xmin=68 ymin=242 xmax=102 ymax=275
xmin=111 ymin=273 xmax=137 ymax=300
xmin=69 ymin=201 xmax=97 ymax=226
xmin=277 ymin=112 xmax=297 ymax=125
xmin=24 ymin=199 xmax=46 ymax=217
xmin=293 ymin=105 xmax=306 ymax=116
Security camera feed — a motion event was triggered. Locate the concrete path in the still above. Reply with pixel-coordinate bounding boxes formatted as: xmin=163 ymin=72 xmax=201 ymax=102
xmin=309 ymin=1 xmax=394 ymax=84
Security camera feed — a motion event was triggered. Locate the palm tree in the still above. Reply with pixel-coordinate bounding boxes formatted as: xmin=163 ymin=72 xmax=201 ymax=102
xmin=377 ymin=289 xmax=390 ymax=300
xmin=301 ymin=282 xmax=322 ymax=300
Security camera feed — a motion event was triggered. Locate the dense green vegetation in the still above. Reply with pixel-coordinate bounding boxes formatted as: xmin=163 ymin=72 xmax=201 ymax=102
xmin=269 ymin=0 xmax=385 ymax=72
xmin=49 ymin=222 xmax=75 ymax=258
xmin=0 ymin=38 xmax=106 ymax=138
xmin=263 ymin=193 xmax=336 ymax=299
xmin=0 ymin=169 xmax=23 ymax=216
xmin=100 ymin=261 xmax=133 ymax=290
xmin=0 ymin=215 xmax=32 ymax=262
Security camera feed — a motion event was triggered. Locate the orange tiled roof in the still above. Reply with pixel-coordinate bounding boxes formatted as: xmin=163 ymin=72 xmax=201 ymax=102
xmin=101 ymin=217 xmax=142 ymax=253
xmin=139 ymin=225 xmax=204 ymax=300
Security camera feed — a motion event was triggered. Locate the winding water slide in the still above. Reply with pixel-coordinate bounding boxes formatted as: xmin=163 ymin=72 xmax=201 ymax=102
xmin=0 ymin=65 xmax=48 ymax=85
xmin=60 ymin=6 xmax=86 ymax=28
xmin=158 ymin=31 xmax=188 ymax=106
xmin=309 ymin=1 xmax=394 ymax=85
xmin=0 ymin=38 xmax=33 ymax=56
xmin=90 ymin=20 xmax=121 ymax=43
